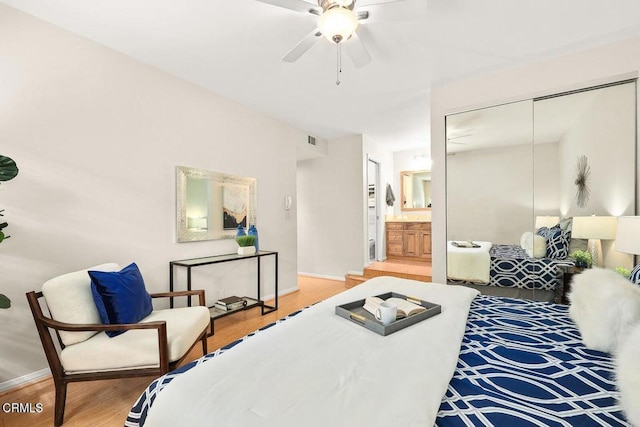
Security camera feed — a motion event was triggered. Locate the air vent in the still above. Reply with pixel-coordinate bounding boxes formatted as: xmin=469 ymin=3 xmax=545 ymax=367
xmin=307 ymin=136 xmax=317 ymax=146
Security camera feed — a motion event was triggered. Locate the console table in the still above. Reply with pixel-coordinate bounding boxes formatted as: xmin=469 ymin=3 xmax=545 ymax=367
xmin=169 ymin=251 xmax=278 ymax=335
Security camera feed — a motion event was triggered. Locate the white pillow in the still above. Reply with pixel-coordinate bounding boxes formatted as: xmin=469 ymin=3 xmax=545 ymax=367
xmin=42 ymin=263 xmax=120 ymax=346
xmin=520 ymin=231 xmax=546 ymax=258
xmin=568 ymin=268 xmax=640 ymax=353
xmin=615 ymin=321 xmax=640 ymax=426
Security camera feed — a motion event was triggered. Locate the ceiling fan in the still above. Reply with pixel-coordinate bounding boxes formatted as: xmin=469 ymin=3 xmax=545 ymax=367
xmin=255 ymin=0 xmax=409 ymax=68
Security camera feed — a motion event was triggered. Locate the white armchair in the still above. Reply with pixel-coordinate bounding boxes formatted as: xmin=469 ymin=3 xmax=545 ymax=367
xmin=26 ymin=263 xmax=209 ymax=426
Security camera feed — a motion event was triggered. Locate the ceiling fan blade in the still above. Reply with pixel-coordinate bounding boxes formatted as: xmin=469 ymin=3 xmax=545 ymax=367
xmin=282 ymin=29 xmax=322 ymax=62
xmin=255 ymin=0 xmax=321 ymax=14
xmin=344 ymin=32 xmax=371 ymax=68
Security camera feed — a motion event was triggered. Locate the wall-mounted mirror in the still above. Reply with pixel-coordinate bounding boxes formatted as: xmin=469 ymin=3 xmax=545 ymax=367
xmin=445 ymin=80 xmax=636 ymax=302
xmin=176 ymin=166 xmax=257 ymax=242
xmin=400 ymin=170 xmax=432 ymax=211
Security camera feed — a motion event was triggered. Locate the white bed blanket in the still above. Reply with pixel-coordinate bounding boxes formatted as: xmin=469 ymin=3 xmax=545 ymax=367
xmin=144 ymin=277 xmax=479 ymax=427
xmin=447 ymin=241 xmax=492 ymax=283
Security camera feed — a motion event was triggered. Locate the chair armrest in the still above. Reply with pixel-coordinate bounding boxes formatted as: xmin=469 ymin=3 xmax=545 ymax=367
xmin=151 ymin=289 xmax=206 ymax=306
xmin=38 ymin=316 xmax=166 ymax=333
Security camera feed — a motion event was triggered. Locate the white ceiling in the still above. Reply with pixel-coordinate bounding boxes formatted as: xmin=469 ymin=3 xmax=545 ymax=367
xmin=4 ymin=0 xmax=640 ymax=152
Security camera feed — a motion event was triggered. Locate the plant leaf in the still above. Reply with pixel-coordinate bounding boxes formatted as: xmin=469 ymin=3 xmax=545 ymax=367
xmin=0 ymin=155 xmax=19 ymax=182
xmin=0 ymin=294 xmax=10 ymax=309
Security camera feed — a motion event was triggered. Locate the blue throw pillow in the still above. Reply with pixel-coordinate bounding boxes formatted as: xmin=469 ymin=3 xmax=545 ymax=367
xmin=535 ymin=225 xmax=569 ymax=259
xmin=545 ymin=228 xmax=570 ymax=259
xmin=89 ymin=263 xmax=153 ymax=337
xmin=535 ymin=226 xmax=550 ymax=238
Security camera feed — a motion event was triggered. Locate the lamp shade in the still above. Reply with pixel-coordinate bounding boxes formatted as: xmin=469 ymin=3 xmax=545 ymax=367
xmin=187 ymin=217 xmax=207 ymax=230
xmin=535 ymin=216 xmax=560 ymax=229
xmin=572 ymin=216 xmax=617 ymax=240
xmin=615 ymin=216 xmax=640 ymax=255
xmin=318 ymin=7 xmax=358 ymax=43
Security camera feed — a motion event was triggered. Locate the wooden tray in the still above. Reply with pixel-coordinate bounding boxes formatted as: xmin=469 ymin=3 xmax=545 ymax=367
xmin=335 ymin=292 xmax=441 ymax=336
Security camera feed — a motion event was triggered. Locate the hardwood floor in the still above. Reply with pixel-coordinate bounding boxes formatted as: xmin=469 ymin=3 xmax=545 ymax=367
xmin=0 ymin=276 xmax=348 ymax=427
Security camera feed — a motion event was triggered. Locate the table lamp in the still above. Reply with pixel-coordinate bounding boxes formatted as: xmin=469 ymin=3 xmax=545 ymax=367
xmin=535 ymin=216 xmax=560 ymax=229
xmin=571 ymin=215 xmax=617 ymax=267
xmin=187 ymin=217 xmax=208 ymax=231
xmin=615 ymin=216 xmax=640 ymax=284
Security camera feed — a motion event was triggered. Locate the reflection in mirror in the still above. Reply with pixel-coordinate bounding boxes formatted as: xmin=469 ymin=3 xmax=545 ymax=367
xmin=533 ymin=81 xmax=636 ymax=270
xmin=445 ymin=80 xmax=636 ymax=303
xmin=401 ymin=170 xmax=431 ymax=210
xmin=446 ymin=100 xmax=534 ymax=244
xmin=176 ymin=166 xmax=257 ymax=242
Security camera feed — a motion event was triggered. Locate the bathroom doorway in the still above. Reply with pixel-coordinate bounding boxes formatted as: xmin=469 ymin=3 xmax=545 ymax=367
xmin=367 ymin=158 xmax=380 ymax=262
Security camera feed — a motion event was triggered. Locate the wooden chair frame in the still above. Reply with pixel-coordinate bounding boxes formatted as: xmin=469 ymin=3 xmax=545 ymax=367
xmin=26 ymin=290 xmax=208 ymax=426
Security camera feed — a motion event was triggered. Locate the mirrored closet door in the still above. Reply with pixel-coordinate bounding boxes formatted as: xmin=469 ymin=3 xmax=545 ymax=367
xmin=446 ymin=80 xmax=637 ymax=302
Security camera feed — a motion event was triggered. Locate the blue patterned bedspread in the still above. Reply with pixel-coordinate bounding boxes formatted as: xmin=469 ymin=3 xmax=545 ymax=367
xmin=436 ymin=295 xmax=627 ymax=426
xmin=490 ymin=244 xmax=572 ymax=291
xmin=126 ymin=298 xmax=627 ymax=427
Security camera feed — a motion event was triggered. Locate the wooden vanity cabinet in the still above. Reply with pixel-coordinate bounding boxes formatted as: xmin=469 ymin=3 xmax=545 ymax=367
xmin=385 ymin=222 xmax=431 ymax=261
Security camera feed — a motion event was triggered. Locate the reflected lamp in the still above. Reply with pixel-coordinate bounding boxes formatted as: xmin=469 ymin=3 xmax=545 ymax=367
xmin=187 ymin=217 xmax=208 ymax=231
xmin=615 ymin=216 xmax=640 ymax=284
xmin=572 ymin=216 xmax=617 ymax=267
xmin=535 ymin=216 xmax=560 ymax=229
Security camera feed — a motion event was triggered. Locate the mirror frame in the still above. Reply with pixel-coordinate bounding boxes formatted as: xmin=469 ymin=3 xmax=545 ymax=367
xmin=400 ymin=170 xmax=432 ymax=211
xmin=176 ymin=166 xmax=257 ymax=242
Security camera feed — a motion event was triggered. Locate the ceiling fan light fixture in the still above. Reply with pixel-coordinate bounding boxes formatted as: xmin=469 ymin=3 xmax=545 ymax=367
xmin=318 ymin=7 xmax=358 ymax=44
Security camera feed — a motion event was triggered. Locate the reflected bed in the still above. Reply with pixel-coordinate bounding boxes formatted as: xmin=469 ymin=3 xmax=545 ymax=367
xmin=448 ymin=243 xmax=573 ymax=302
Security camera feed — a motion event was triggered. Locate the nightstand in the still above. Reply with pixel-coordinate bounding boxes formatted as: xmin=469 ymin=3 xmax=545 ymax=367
xmin=561 ymin=265 xmax=586 ymax=304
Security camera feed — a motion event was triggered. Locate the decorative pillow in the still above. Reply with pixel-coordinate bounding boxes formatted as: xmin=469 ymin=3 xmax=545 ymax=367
xmin=568 ymin=268 xmax=640 ymax=353
xmin=536 ymin=225 xmax=569 ymax=259
xmin=569 ymin=238 xmax=588 ymax=254
xmin=615 ymin=321 xmax=640 ymax=426
xmin=535 ymin=226 xmax=550 ymax=238
xmin=545 ymin=228 xmax=569 ymax=259
xmin=630 ymin=263 xmax=640 ymax=286
xmin=41 ymin=263 xmax=120 ymax=346
xmin=520 ymin=231 xmax=546 ymax=258
xmin=89 ymin=262 xmax=153 ymax=337
xmin=558 ymin=217 xmax=572 ymax=232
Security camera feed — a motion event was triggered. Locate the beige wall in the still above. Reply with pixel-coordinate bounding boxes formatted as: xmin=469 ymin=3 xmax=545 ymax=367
xmin=0 ymin=5 xmax=305 ymax=386
xmin=431 ymin=36 xmax=640 ymax=283
xmin=297 ymin=135 xmax=365 ymax=278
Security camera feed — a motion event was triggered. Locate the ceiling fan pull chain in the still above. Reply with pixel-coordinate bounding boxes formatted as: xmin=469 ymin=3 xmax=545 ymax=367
xmin=336 ymin=43 xmax=342 ymax=85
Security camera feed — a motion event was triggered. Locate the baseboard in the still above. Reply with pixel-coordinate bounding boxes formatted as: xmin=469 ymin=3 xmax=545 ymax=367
xmin=346 ymin=270 xmax=365 ymax=276
xmin=0 ymin=368 xmax=51 ymax=393
xmin=298 ymin=272 xmax=346 ymax=281
xmin=262 ymin=286 xmax=298 ymax=302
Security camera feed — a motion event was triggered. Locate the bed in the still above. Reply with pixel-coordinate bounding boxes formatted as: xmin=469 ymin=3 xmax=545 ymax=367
xmin=448 ymin=243 xmax=574 ymax=302
xmin=447 ymin=240 xmax=492 ymax=283
xmin=447 ymin=222 xmax=577 ymax=302
xmin=126 ymin=276 xmax=629 ymax=427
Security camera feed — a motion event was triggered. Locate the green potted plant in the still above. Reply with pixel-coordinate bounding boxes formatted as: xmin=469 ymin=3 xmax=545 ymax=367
xmin=0 ymin=154 xmax=19 ymax=309
xmin=615 ymin=267 xmax=631 ymax=279
xmin=236 ymin=235 xmax=256 ymax=255
xmin=570 ymin=250 xmax=592 ymax=269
